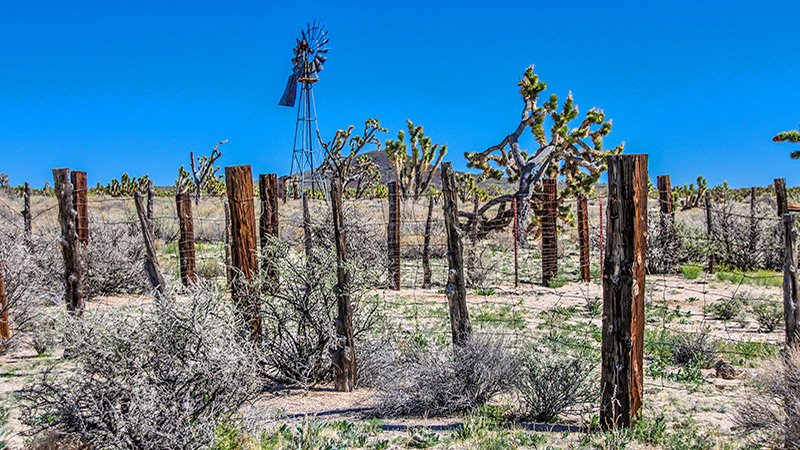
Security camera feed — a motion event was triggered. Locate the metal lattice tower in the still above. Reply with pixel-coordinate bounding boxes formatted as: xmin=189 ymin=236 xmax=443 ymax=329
xmin=279 ymin=22 xmax=329 ymax=198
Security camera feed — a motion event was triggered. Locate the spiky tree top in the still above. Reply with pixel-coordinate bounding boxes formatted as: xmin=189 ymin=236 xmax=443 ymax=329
xmin=465 ymin=66 xmax=623 ymax=196
xmin=319 ymin=118 xmax=386 ymax=183
xmin=385 ymin=120 xmax=448 ymax=200
xmin=774 ymin=124 xmax=800 ymax=159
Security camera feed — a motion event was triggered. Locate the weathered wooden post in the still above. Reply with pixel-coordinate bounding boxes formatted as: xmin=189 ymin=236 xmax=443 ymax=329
xmin=600 ymin=154 xmax=647 ymax=429
xmin=542 ymin=177 xmax=558 ymax=285
xmin=387 ymin=181 xmax=401 ymax=290
xmin=513 ymin=197 xmax=519 ymax=288
xmin=441 ymin=162 xmax=471 ymax=347
xmin=53 ymin=168 xmax=84 ymax=316
xmin=0 ymin=259 xmax=9 ymax=350
xmin=783 ymin=214 xmax=800 ymax=348
xmin=776 ymin=178 xmax=788 ymax=217
xmin=330 ymin=178 xmax=356 ymax=391
xmin=577 ymin=194 xmax=590 ymax=282
xmin=225 ymin=166 xmax=260 ymax=340
xmin=175 ymin=192 xmax=197 ymax=286
xmin=656 ymin=175 xmax=674 ymax=223
xmin=134 ymin=192 xmax=167 ymax=297
xmin=22 ymin=182 xmax=32 ymax=240
xmin=705 ymin=191 xmax=715 ymax=272
xmin=70 ymin=170 xmax=88 ymax=246
xmin=259 ymin=174 xmax=279 ymax=291
xmin=422 ymin=195 xmax=434 ymax=289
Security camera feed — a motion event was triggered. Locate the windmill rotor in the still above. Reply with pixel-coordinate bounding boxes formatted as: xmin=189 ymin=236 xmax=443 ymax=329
xmin=279 ymin=22 xmax=329 ymax=107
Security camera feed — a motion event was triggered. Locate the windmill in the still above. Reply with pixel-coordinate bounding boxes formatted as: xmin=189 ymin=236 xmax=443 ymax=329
xmin=279 ymin=21 xmax=329 ymax=198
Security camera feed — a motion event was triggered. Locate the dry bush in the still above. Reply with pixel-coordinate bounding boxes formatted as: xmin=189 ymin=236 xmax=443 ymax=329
xmin=646 ymin=211 xmax=708 ymax=274
xmin=254 ymin=202 xmax=387 ymax=386
xmin=464 ymin=240 xmax=499 ymax=289
xmin=20 ymin=283 xmax=264 ymax=450
xmin=515 ymin=346 xmax=598 ymax=422
xmin=671 ymin=328 xmax=717 ymax=367
xmin=372 ymin=336 xmax=517 ymax=417
xmin=24 ymin=431 xmax=90 ymax=450
xmin=84 ymin=220 xmax=150 ymax=298
xmin=734 ymin=348 xmax=800 ymax=448
xmin=710 ymin=201 xmax=783 ymax=271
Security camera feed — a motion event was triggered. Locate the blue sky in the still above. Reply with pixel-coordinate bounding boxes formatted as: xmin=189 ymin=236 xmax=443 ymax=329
xmin=2 ymin=0 xmax=799 ymax=189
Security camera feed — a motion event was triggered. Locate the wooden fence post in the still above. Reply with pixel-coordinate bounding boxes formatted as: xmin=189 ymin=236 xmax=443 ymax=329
xmin=441 ymin=162 xmax=471 ymax=347
xmin=22 ymin=182 xmax=32 ymax=240
xmin=783 ymin=214 xmax=800 ymax=348
xmin=776 ymin=178 xmax=788 ymax=217
xmin=225 ymin=165 xmax=260 ymax=340
xmin=134 ymin=192 xmax=167 ymax=297
xmin=259 ymin=174 xmax=279 ymax=291
xmin=387 ymin=181 xmax=401 ymax=290
xmin=705 ymin=191 xmax=715 ymax=272
xmin=70 ymin=170 xmax=88 ymax=246
xmin=53 ymin=168 xmax=84 ymax=315
xmin=656 ymin=175 xmax=674 ymax=223
xmin=330 ymin=178 xmax=356 ymax=391
xmin=542 ymin=177 xmax=558 ymax=285
xmin=422 ymin=195 xmax=434 ymax=289
xmin=0 ymin=259 xmax=9 ymax=350
xmin=577 ymin=194 xmax=590 ymax=282
xmin=513 ymin=197 xmax=519 ymax=288
xmin=175 ymin=192 xmax=197 ymax=286
xmin=599 ymin=197 xmax=604 ymax=272
xmin=600 ymin=154 xmax=648 ymax=429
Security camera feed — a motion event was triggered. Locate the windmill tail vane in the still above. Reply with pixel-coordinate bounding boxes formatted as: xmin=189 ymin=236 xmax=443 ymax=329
xmin=278 ymin=22 xmax=329 ymax=107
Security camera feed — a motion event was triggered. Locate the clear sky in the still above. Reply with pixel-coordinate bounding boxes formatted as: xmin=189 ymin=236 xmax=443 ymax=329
xmin=2 ymin=0 xmax=799 ymax=189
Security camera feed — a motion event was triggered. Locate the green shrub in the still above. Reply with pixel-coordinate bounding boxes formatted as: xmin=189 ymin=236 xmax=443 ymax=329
xmin=704 ymin=297 xmax=745 ymax=322
xmin=680 ymin=264 xmax=702 ymax=280
xmin=751 ymin=301 xmax=782 ymax=333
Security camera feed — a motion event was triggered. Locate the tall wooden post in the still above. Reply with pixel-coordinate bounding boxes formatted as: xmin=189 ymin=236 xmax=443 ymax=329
xmin=422 ymin=195 xmax=434 ymax=289
xmin=441 ymin=162 xmax=471 ymax=347
xmin=656 ymin=175 xmax=674 ymax=223
xmin=330 ymin=178 xmax=356 ymax=391
xmin=0 ymin=259 xmax=9 ymax=350
xmin=577 ymin=194 xmax=590 ymax=282
xmin=134 ymin=192 xmax=167 ymax=298
xmin=53 ymin=168 xmax=84 ymax=315
xmin=513 ymin=197 xmax=519 ymax=288
xmin=705 ymin=191 xmax=715 ymax=272
xmin=542 ymin=177 xmax=558 ymax=285
xmin=22 ymin=182 xmax=32 ymax=240
xmin=600 ymin=154 xmax=647 ymax=429
xmin=776 ymin=178 xmax=788 ymax=217
xmin=70 ymin=171 xmax=88 ymax=246
xmin=225 ymin=165 xmax=260 ymax=340
xmin=259 ymin=174 xmax=279 ymax=291
xmin=387 ymin=181 xmax=401 ymax=290
xmin=599 ymin=197 xmax=604 ymax=272
xmin=175 ymin=192 xmax=197 ymax=286
xmin=783 ymin=214 xmax=800 ymax=348
xmin=146 ymin=179 xmax=155 ymax=237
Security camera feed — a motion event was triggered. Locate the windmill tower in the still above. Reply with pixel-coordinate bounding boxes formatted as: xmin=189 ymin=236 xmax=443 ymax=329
xmin=279 ymin=22 xmax=329 ymax=198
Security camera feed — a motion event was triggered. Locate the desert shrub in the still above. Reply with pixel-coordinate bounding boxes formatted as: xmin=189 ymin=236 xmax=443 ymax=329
xmin=751 ymin=300 xmax=782 ymax=333
xmin=84 ymin=221 xmax=150 ymax=297
xmin=709 ymin=201 xmax=783 ymax=271
xmin=646 ymin=212 xmax=708 ymax=274
xmin=372 ymin=336 xmax=517 ymax=417
xmin=679 ymin=264 xmax=702 ymax=280
xmin=20 ymin=283 xmax=263 ymax=450
xmin=671 ymin=329 xmax=717 ymax=367
xmin=704 ymin=297 xmax=745 ymax=322
xmin=734 ymin=348 xmax=800 ymax=448
xmin=464 ymin=241 xmax=498 ymax=289
xmin=255 ymin=204 xmax=387 ymax=386
xmin=515 ymin=346 xmax=598 ymax=422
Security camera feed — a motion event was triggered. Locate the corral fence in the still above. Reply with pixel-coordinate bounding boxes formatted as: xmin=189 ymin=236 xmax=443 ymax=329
xmin=0 ymin=156 xmax=798 ymax=435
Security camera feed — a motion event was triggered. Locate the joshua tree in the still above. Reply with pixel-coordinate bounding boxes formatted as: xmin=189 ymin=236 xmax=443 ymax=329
xmin=176 ymin=140 xmax=227 ymax=204
xmin=385 ymin=120 xmax=448 ymax=200
xmin=775 ymin=124 xmax=800 ymax=159
xmin=464 ymin=65 xmax=623 ymax=246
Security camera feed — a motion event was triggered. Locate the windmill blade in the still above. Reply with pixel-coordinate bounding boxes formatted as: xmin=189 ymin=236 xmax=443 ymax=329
xmin=315 ymin=54 xmax=327 ymax=65
xmin=317 ymin=48 xmax=328 ymax=54
xmin=279 ymin=73 xmax=299 ymax=107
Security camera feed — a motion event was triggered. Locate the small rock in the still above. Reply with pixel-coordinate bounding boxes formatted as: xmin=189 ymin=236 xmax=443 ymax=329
xmin=715 ymin=359 xmax=737 ymax=380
